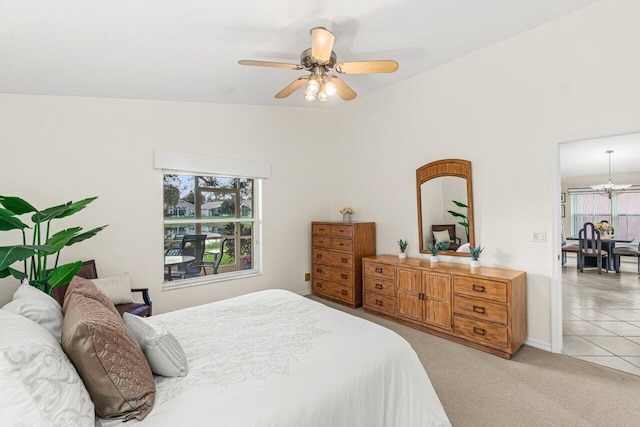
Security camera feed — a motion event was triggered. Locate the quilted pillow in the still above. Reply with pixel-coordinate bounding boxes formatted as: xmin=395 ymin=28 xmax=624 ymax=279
xmin=123 ymin=313 xmax=189 ymax=377
xmin=0 ymin=309 xmax=94 ymax=427
xmin=92 ymin=273 xmax=134 ymax=305
xmin=433 ymin=229 xmax=451 ymax=244
xmin=63 ymin=275 xmax=120 ymax=318
xmin=2 ymin=282 xmax=64 ymax=340
xmin=61 ymin=284 xmax=155 ymax=420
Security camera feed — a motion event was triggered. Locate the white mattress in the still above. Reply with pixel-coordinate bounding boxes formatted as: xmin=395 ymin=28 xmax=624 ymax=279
xmin=97 ymin=289 xmax=450 ymax=426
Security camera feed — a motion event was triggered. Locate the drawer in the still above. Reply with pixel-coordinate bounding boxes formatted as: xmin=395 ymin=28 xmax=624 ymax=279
xmin=313 ymin=249 xmax=354 ymax=269
xmin=312 ymin=224 xmax=332 ymax=236
xmin=363 ymin=261 xmax=395 ymax=280
xmin=312 ymin=236 xmax=332 ymax=249
xmin=331 ymin=238 xmax=353 ymax=252
xmin=363 ymin=276 xmax=396 ymax=297
xmin=331 ymin=225 xmax=353 ymax=238
xmin=454 ymin=295 xmax=508 ymax=326
xmin=454 ymin=315 xmax=508 ymax=348
xmin=313 ymin=279 xmax=353 ymax=303
xmin=364 ymin=292 xmax=396 ymax=316
xmin=313 ymin=263 xmax=354 ymax=286
xmin=453 ymin=276 xmax=507 ymax=303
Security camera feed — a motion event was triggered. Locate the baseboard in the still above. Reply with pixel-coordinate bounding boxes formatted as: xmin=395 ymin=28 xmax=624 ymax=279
xmin=296 ymin=288 xmax=313 ymax=296
xmin=525 ymin=337 xmax=552 ymax=352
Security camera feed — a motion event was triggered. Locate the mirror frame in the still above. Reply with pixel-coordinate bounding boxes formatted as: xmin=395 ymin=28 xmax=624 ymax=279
xmin=416 ymin=159 xmax=475 ymax=257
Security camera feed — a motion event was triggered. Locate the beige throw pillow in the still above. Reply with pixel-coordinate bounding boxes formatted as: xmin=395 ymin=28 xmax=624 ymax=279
xmin=61 ymin=280 xmax=155 ymax=420
xmin=2 ymin=282 xmax=64 ymax=341
xmin=123 ymin=313 xmax=189 ymax=377
xmin=433 ymin=229 xmax=451 ymax=244
xmin=92 ymin=273 xmax=134 ymax=305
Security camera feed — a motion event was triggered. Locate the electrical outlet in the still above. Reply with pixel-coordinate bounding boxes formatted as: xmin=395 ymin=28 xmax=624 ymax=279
xmin=532 ymin=231 xmax=547 ymax=242
xmin=304 ymin=273 xmax=310 ymax=281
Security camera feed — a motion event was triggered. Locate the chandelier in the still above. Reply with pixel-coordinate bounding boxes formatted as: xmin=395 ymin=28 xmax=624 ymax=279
xmin=590 ymin=150 xmax=631 ymax=199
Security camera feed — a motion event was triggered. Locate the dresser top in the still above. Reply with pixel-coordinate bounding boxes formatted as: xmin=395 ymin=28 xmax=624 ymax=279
xmin=364 ymin=254 xmax=526 ymax=281
xmin=312 ymin=221 xmax=375 ymax=225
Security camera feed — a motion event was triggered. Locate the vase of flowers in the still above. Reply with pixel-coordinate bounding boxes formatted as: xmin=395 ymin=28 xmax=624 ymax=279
xmin=397 ymin=239 xmax=408 ymax=258
xmin=469 ymin=245 xmax=484 ymax=268
xmin=340 ymin=206 xmax=354 ymax=222
xmin=595 ymin=221 xmax=613 ymax=236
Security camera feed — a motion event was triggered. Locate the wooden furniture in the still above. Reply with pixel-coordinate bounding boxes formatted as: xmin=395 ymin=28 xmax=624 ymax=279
xmin=612 ymin=242 xmax=640 ymax=273
xmin=578 ymin=222 xmax=609 ymax=274
xmin=52 ymin=260 xmax=153 ymax=317
xmin=417 ymin=159 xmax=475 ymax=257
xmin=363 ymin=255 xmax=526 ymax=359
xmin=312 ymin=221 xmax=376 ymax=308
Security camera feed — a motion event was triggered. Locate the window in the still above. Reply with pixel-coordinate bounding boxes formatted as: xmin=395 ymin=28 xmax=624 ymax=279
xmin=163 ymin=174 xmax=260 ymax=284
xmin=570 ymin=191 xmax=640 ymax=240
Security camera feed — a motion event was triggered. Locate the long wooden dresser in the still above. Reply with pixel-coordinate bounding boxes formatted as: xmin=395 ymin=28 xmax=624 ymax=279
xmin=311 ymin=221 xmax=376 ymax=308
xmin=363 ymin=255 xmax=526 ymax=359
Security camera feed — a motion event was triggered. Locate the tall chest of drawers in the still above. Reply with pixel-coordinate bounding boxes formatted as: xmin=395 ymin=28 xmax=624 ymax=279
xmin=363 ymin=255 xmax=526 ymax=359
xmin=311 ymin=221 xmax=376 ymax=308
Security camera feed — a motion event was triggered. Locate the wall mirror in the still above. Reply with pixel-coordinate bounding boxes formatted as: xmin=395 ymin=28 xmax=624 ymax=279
xmin=417 ymin=159 xmax=475 ymax=257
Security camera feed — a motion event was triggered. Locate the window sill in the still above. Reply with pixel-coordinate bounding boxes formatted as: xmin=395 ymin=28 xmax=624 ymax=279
xmin=162 ymin=270 xmax=261 ymax=291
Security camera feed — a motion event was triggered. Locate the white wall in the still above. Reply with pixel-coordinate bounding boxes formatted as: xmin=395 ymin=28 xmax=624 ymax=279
xmin=329 ymin=0 xmax=640 ymax=346
xmin=1 ymin=0 xmax=639 ymax=349
xmin=0 ymin=95 xmax=337 ymax=313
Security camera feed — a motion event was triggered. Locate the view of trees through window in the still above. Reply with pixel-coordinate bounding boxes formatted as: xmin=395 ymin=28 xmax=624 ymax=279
xmin=571 ymin=192 xmax=640 ymax=240
xmin=163 ymin=174 xmax=255 ymax=281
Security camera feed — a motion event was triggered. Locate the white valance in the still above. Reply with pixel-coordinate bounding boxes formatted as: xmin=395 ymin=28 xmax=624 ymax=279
xmin=154 ymin=150 xmax=271 ymax=179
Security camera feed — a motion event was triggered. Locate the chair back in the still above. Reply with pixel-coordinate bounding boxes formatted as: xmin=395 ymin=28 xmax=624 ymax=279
xmin=579 ymin=222 xmax=602 ymax=253
xmin=181 ymin=235 xmax=206 ymax=262
xmin=432 ymin=224 xmax=456 ymax=243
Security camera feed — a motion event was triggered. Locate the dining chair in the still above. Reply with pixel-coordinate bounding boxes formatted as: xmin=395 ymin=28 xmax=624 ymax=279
xmin=578 ymin=222 xmax=609 ymax=275
xmin=612 ymin=242 xmax=640 ymax=273
xmin=561 ymin=234 xmax=580 ymax=266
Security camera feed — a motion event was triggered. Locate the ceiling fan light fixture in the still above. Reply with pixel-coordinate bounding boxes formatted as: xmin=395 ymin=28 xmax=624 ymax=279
xmin=307 ymin=78 xmax=320 ymax=94
xmin=304 ymin=92 xmax=317 ymax=101
xmin=324 ymin=79 xmax=337 ymax=96
xmin=317 ymin=91 xmax=329 ymax=102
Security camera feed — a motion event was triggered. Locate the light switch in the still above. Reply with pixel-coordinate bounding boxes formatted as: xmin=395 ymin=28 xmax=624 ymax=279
xmin=532 ymin=231 xmax=546 ymax=242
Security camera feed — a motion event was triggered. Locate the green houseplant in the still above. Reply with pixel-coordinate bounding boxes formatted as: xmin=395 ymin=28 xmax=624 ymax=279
xmin=397 ymin=239 xmax=408 ymax=258
xmin=469 ymin=245 xmax=484 ymax=267
xmin=0 ymin=196 xmax=107 ymax=294
xmin=427 ymin=241 xmax=449 ymax=262
xmin=447 ymin=200 xmax=469 ymax=242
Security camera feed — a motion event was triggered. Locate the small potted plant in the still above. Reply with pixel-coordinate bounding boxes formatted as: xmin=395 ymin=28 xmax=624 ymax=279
xmin=397 ymin=239 xmax=408 ymax=259
xmin=427 ymin=242 xmax=440 ymax=262
xmin=339 ymin=206 xmax=354 ymax=222
xmin=469 ymin=245 xmax=484 ymax=268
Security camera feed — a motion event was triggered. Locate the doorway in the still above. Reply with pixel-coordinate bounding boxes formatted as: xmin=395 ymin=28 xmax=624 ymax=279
xmin=556 ymin=131 xmax=640 ymax=375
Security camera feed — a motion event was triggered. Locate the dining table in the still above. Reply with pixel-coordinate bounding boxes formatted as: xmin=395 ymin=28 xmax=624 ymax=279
xmin=567 ymin=236 xmax=634 ymax=271
xmin=164 ymin=255 xmax=195 ymax=280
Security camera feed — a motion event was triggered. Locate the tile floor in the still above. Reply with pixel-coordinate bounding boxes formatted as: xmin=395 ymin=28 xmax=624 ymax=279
xmin=563 ymin=254 xmax=640 ymax=375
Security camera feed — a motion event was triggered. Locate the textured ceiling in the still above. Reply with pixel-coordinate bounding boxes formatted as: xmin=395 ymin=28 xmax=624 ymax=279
xmin=0 ymin=0 xmax=600 ymax=108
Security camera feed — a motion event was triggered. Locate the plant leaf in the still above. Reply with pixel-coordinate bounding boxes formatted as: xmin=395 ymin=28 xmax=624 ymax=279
xmin=458 ymin=221 xmax=469 ymax=228
xmin=451 ymin=200 xmax=468 ymax=208
xmin=0 ymin=268 xmax=10 ymax=278
xmin=45 ymin=227 xmax=83 ymax=252
xmin=31 ymin=202 xmax=71 ymax=223
xmin=0 ymin=209 xmax=30 ymax=231
xmin=58 ymin=197 xmax=98 ymax=218
xmin=0 ymin=196 xmax=38 ymax=215
xmin=0 ymin=246 xmax=37 ymax=271
xmin=9 ymin=267 xmax=27 ymax=280
xmin=46 ymin=261 xmax=82 ymax=287
xmin=67 ymin=225 xmax=108 ymax=246
xmin=447 ymin=210 xmax=467 ymax=219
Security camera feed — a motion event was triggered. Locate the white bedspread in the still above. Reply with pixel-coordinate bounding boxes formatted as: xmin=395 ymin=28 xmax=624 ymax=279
xmin=97 ymin=289 xmax=450 ymax=427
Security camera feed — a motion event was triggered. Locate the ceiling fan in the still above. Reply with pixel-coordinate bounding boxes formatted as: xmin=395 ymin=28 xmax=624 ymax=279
xmin=238 ymin=27 xmax=399 ymax=102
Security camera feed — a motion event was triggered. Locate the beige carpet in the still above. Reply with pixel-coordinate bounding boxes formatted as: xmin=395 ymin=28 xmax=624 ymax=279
xmin=309 ymin=295 xmax=640 ymax=427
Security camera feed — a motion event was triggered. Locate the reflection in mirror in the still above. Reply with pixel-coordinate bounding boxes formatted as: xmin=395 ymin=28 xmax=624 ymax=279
xmin=417 ymin=159 xmax=475 ymax=257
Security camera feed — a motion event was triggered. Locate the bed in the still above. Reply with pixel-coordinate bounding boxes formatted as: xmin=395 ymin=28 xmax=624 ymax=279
xmin=1 ymin=286 xmax=450 ymax=426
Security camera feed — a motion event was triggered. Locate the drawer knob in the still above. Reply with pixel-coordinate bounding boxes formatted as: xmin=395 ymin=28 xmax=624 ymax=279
xmin=472 ymin=305 xmax=485 ymax=314
xmin=316 ymin=268 xmax=322 ymax=273
xmin=341 ymin=258 xmax=348 ymax=263
xmin=375 ymin=283 xmax=383 ymax=289
xmin=376 ymin=299 xmax=384 ymax=306
xmin=341 ymin=274 xmax=348 ymax=279
xmin=473 ymin=327 xmax=486 ymax=336
xmin=375 ymin=267 xmax=383 ymax=273
xmin=316 ymin=254 xmax=323 ymax=258
xmin=317 ymin=283 xmax=323 ymax=288
xmin=472 ymin=284 xmax=485 ymax=293
xmin=339 ymin=243 xmax=344 ymax=246
xmin=341 ymin=290 xmax=348 ymax=295
xmin=339 ymin=229 xmax=344 ymax=233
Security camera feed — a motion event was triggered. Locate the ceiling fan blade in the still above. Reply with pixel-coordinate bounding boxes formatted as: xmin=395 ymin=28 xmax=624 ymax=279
xmin=310 ymin=27 xmax=335 ymax=63
xmin=334 ymin=60 xmax=399 ymax=74
xmin=275 ymin=76 xmax=309 ymax=99
xmin=238 ymin=60 xmax=301 ymax=70
xmin=332 ymin=77 xmax=357 ymax=101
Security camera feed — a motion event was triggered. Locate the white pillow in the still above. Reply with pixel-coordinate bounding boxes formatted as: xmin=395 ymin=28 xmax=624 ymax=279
xmin=0 ymin=309 xmax=94 ymax=427
xmin=2 ymin=282 xmax=64 ymax=341
xmin=92 ymin=273 xmax=134 ymax=305
xmin=433 ymin=229 xmax=451 ymax=244
xmin=123 ymin=313 xmax=189 ymax=377
xmin=457 ymin=243 xmax=471 ymax=253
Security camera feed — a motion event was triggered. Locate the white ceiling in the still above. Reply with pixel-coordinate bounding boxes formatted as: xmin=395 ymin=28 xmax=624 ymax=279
xmin=0 ymin=0 xmax=599 ymax=108
xmin=560 ymin=132 xmax=640 ymax=178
